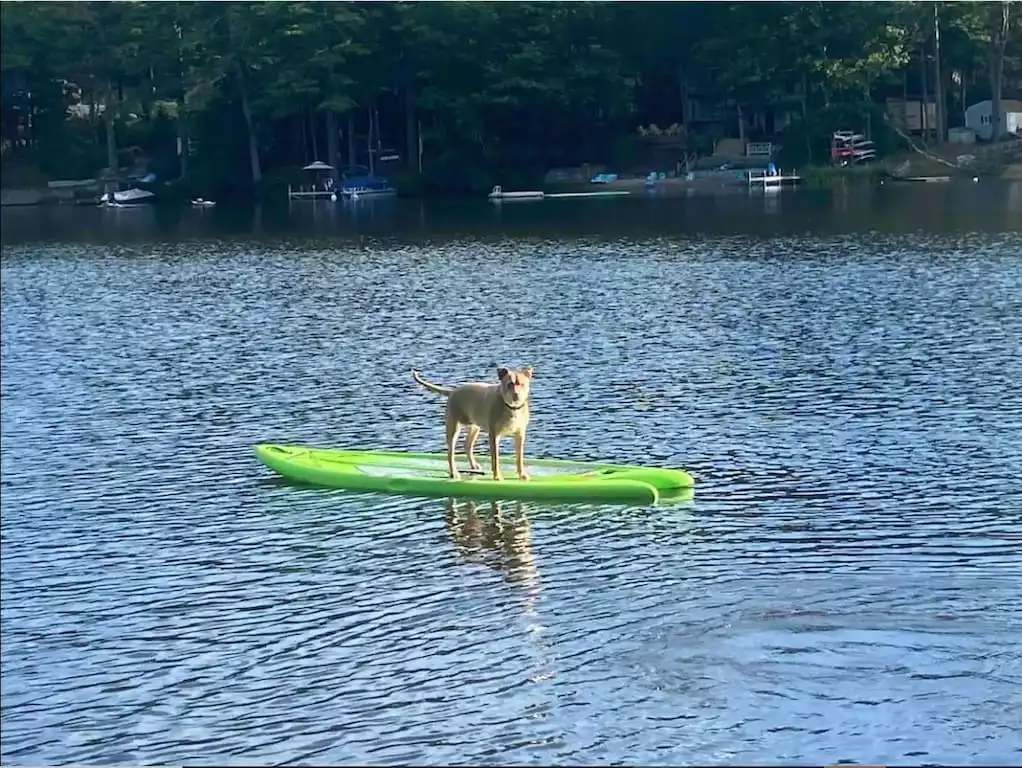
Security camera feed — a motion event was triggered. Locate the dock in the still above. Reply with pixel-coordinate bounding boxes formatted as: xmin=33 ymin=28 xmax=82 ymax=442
xmin=546 ymin=190 xmax=631 ymax=199
xmin=288 ymin=185 xmax=336 ymax=201
xmin=488 ymin=185 xmax=631 ymax=201
xmin=747 ymin=169 xmax=802 ymax=188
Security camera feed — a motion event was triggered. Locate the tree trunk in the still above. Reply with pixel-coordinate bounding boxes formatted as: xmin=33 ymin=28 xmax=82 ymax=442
xmin=960 ymin=73 xmax=966 ymax=128
xmin=142 ymin=66 xmax=156 ymax=122
xmin=326 ymin=108 xmax=339 ymax=188
xmin=736 ymin=101 xmax=746 ymax=142
xmin=27 ymin=91 xmax=35 ymax=150
xmin=678 ymin=68 xmax=687 ymax=122
xmin=174 ymin=16 xmax=187 ymax=178
xmin=310 ymin=105 xmax=320 ymax=161
xmin=233 ymin=59 xmax=261 ymax=185
xmin=104 ymin=80 xmax=118 ymax=174
xmin=417 ymin=117 xmax=424 ymax=173
xmin=176 ymin=99 xmax=189 ymax=181
xmin=920 ymin=45 xmax=929 ymax=142
xmin=88 ymin=84 xmax=100 ymax=146
xmin=347 ymin=111 xmax=356 ymax=168
xmin=902 ymin=69 xmax=909 ymax=131
xmin=367 ymin=103 xmax=375 ymax=174
xmin=988 ymin=1 xmax=1010 ymax=140
xmin=933 ymin=2 xmax=946 ymax=143
xmin=864 ymin=84 xmax=873 ymax=139
xmin=801 ymin=70 xmax=812 ymax=163
xmin=405 ymin=79 xmax=416 ymax=172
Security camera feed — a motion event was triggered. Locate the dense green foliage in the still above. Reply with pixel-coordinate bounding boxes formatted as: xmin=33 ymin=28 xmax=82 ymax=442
xmin=1 ymin=1 xmax=1019 ymax=197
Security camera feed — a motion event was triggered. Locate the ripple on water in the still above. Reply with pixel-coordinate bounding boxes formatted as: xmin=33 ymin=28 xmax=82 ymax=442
xmin=2 ymin=230 xmax=1022 ymax=765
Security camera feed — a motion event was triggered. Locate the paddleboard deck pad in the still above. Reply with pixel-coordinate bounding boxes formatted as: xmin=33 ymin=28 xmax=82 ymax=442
xmin=255 ymin=444 xmax=694 ymax=505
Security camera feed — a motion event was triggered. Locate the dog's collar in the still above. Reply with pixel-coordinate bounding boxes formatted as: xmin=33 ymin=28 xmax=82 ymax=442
xmin=502 ymin=400 xmax=528 ymax=412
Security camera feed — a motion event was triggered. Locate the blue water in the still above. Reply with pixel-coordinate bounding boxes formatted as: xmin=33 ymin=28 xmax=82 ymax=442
xmin=2 ymin=189 xmax=1021 ymax=765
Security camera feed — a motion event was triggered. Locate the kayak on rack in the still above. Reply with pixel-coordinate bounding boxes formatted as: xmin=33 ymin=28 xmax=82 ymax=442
xmin=254 ymin=443 xmax=694 ymax=505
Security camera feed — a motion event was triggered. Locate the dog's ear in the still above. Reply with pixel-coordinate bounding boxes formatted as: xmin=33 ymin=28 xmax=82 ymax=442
xmin=496 ymin=366 xmax=510 ymax=380
xmin=521 ymin=366 xmax=534 ymax=379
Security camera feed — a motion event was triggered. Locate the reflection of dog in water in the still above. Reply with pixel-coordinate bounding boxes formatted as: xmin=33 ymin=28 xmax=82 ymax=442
xmin=444 ymin=498 xmax=537 ymax=589
xmin=445 ymin=499 xmax=551 ymax=681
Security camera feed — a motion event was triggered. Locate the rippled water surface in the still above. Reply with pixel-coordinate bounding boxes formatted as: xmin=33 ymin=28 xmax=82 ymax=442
xmin=3 ymin=190 xmax=1022 ymax=765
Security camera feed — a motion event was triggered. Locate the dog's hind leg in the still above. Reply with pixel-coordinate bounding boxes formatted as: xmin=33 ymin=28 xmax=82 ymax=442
xmin=445 ymin=416 xmax=462 ymax=479
xmin=464 ymin=425 xmax=482 ymax=472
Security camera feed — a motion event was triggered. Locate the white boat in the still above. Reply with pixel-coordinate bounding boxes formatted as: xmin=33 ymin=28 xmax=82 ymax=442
xmin=831 ymin=131 xmax=877 ymax=165
xmin=99 ymin=187 xmax=155 ymax=204
xmin=190 ymin=198 xmax=216 ymax=208
xmin=341 ymin=185 xmax=396 ymax=199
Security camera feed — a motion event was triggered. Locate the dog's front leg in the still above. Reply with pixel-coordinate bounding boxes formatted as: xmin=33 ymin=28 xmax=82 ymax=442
xmin=514 ymin=429 xmax=530 ymax=480
xmin=490 ymin=432 xmax=503 ymax=481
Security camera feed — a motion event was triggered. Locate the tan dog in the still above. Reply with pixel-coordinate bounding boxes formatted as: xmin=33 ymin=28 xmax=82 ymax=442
xmin=411 ymin=366 xmax=534 ymax=481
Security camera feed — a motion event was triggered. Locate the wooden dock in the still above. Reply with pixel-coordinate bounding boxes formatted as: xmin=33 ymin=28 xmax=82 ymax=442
xmin=288 ymin=185 xmax=336 ymax=201
xmin=747 ymin=169 xmax=802 ymax=188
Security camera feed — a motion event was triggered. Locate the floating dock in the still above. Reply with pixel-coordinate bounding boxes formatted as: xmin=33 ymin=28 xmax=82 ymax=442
xmin=890 ymin=175 xmax=952 ymax=184
xmin=487 ymin=185 xmax=631 ymax=201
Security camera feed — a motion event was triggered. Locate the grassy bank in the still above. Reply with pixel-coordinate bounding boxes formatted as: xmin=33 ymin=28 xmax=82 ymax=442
xmin=800 ymin=148 xmax=991 ymax=189
xmin=800 ymin=164 xmax=887 ymax=189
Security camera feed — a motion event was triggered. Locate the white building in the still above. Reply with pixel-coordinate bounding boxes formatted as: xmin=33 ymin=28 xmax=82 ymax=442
xmin=964 ymin=99 xmax=1022 ymax=141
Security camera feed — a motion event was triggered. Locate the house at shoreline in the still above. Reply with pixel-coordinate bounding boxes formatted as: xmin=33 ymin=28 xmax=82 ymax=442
xmin=964 ymin=99 xmax=1022 ymax=141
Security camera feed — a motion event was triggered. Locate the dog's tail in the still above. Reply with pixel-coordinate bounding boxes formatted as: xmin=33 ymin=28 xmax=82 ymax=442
xmin=411 ymin=368 xmax=453 ymax=396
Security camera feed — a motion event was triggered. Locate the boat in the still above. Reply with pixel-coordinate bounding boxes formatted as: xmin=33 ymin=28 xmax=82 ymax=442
xmin=98 ymin=187 xmax=155 ymax=205
xmin=341 ymin=185 xmax=396 ymax=199
xmin=254 ymin=444 xmax=695 ymax=505
xmin=831 ymin=130 xmax=877 ymax=166
xmin=340 ymin=166 xmax=397 ymax=198
xmin=190 ymin=198 xmax=216 ymax=208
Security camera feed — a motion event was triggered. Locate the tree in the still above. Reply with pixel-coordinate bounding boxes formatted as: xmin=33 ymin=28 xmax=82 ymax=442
xmin=988 ymin=1 xmax=1012 ymax=139
xmin=3 ymin=1 xmax=1016 ymax=196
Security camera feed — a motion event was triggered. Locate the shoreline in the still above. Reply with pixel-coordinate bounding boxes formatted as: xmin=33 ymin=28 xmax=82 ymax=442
xmin=4 ymin=164 xmax=1020 ymax=208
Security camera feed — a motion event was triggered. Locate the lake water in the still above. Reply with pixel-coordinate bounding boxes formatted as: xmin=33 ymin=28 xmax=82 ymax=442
xmin=2 ymin=185 xmax=1021 ymax=765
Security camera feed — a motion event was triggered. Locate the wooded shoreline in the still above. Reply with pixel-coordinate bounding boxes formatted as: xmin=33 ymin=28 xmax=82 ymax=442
xmin=2 ymin=2 xmax=1019 ymax=201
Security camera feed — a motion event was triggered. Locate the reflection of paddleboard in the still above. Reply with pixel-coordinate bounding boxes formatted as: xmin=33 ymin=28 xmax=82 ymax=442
xmin=254 ymin=444 xmax=694 ymax=505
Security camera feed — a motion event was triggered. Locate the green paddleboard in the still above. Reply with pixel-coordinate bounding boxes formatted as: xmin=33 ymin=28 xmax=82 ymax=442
xmin=254 ymin=443 xmax=694 ymax=505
